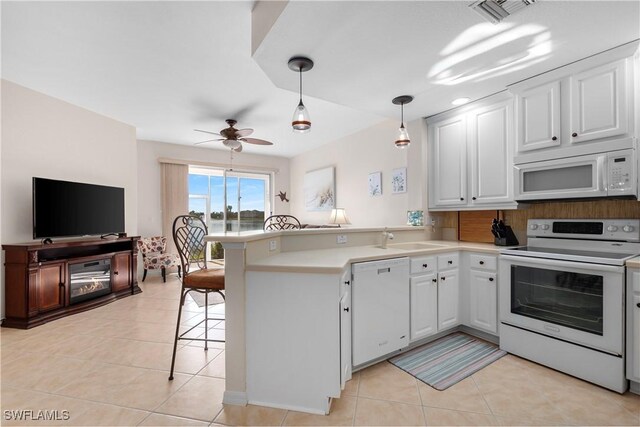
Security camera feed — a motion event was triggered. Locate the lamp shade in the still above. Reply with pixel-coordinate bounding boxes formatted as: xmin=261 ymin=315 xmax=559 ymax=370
xmin=329 ymin=208 xmax=351 ymax=225
xmin=395 ymin=124 xmax=411 ymax=149
xmin=292 ymin=100 xmax=311 ymax=133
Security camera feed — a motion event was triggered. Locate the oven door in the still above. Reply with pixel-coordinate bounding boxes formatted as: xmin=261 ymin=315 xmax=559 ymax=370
xmin=499 ymin=255 xmax=624 ymax=355
xmin=514 ymin=153 xmax=607 ymax=200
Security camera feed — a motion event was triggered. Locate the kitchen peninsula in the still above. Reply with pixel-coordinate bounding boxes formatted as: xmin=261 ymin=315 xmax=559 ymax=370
xmin=206 ymin=226 xmax=505 ymax=414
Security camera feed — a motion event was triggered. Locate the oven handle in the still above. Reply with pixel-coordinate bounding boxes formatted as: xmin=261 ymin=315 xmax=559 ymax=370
xmin=500 ymin=255 xmax=624 ymax=274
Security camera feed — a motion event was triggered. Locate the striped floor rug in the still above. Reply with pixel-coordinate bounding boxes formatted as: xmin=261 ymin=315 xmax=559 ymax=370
xmin=388 ymin=332 xmax=506 ymax=391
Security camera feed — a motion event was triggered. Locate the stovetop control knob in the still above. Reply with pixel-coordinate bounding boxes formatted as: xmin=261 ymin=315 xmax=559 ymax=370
xmin=529 ymin=224 xmax=538 ymax=230
xmin=607 ymin=225 xmax=619 ymax=232
xmin=540 ymin=224 xmax=550 ymax=230
xmin=623 ymin=225 xmax=635 ymax=232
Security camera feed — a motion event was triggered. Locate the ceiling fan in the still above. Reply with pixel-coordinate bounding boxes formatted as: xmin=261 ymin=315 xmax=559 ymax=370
xmin=194 ymin=119 xmax=273 ymax=152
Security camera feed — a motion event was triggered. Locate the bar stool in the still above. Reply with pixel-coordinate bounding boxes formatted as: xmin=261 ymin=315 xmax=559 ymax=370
xmin=169 ymin=215 xmax=225 ymax=381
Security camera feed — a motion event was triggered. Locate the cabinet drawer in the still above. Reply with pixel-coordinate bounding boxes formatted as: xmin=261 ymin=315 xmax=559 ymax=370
xmin=438 ymin=253 xmax=459 ymax=270
xmin=411 ymin=256 xmax=437 ymax=275
xmin=469 ymin=254 xmax=497 ymax=271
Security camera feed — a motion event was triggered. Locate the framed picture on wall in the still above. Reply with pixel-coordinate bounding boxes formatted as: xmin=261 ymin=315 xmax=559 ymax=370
xmin=304 ymin=166 xmax=335 ymax=211
xmin=392 ymin=167 xmax=407 ymax=194
xmin=368 ymin=171 xmax=382 ymax=196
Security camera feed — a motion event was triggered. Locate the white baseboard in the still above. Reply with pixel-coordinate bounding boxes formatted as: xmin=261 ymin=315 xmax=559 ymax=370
xmin=631 ymin=381 xmax=640 ymax=395
xmin=223 ymin=391 xmax=248 ymax=406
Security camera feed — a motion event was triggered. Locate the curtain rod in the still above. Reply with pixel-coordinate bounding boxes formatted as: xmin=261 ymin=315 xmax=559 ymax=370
xmin=158 ymin=157 xmax=280 ymax=174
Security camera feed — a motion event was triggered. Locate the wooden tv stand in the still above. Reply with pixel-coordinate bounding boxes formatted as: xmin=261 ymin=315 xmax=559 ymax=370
xmin=2 ymin=236 xmax=141 ymax=329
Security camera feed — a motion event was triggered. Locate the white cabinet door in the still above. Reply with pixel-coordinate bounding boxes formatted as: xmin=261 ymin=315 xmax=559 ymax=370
xmin=469 ymin=270 xmax=497 ymax=334
xmin=429 ymin=115 xmax=467 ymax=207
xmin=340 ymin=286 xmax=352 ymax=389
xmin=515 ymin=80 xmax=561 ymax=153
xmin=438 ymin=270 xmax=459 ymax=330
xmin=410 ymin=273 xmax=438 ymax=342
xmin=627 ymin=269 xmax=640 ymax=383
xmin=469 ymin=100 xmax=513 ymax=205
xmin=569 ymin=59 xmax=628 ymax=144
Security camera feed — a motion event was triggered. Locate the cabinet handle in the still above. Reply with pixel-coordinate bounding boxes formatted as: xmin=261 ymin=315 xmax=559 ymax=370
xmin=432 ymin=278 xmax=437 ymax=283
xmin=448 ymin=260 xmax=453 ymax=265
xmin=441 ymin=276 xmax=446 ymax=281
xmin=489 ymin=277 xmax=494 ymax=282
xmin=343 ymin=307 xmax=349 ymax=312
xmin=479 ymin=261 xmax=485 ymax=265
xmin=460 ymin=197 xmax=464 ymax=201
xmin=422 ymin=263 xmax=428 ymax=268
xmin=472 ymin=197 xmax=476 ymax=201
xmin=344 ymin=280 xmax=350 ymax=285
xmin=114 ymin=271 xmax=119 ymax=275
xmin=637 ymin=303 xmax=640 ymax=308
xmin=552 ymin=136 xmax=557 ymax=141
xmin=572 ymin=132 xmax=578 ymax=137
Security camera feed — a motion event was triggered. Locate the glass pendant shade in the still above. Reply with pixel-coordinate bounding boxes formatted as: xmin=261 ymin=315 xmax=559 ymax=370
xmin=395 ymin=124 xmax=411 ymax=149
xmin=223 ymin=139 xmax=242 ymax=149
xmin=292 ymin=100 xmax=311 ymax=133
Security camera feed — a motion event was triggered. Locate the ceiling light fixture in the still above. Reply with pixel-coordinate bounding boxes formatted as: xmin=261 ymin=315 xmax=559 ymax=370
xmin=452 ymin=97 xmax=471 ymax=106
xmin=288 ymin=56 xmax=314 ymax=133
xmin=392 ymin=95 xmax=413 ymax=149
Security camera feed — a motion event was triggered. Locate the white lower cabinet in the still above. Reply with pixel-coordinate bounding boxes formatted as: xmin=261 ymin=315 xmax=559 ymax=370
xmin=467 ymin=253 xmax=498 ymax=335
xmin=340 ymin=268 xmax=352 ymax=389
xmin=410 ymin=273 xmax=438 ymax=341
xmin=410 ymin=253 xmax=460 ymax=342
xmin=627 ymin=268 xmax=640 ymax=385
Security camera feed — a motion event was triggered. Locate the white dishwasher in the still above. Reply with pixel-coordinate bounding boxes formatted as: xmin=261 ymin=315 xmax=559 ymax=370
xmin=352 ymin=257 xmax=410 ymax=366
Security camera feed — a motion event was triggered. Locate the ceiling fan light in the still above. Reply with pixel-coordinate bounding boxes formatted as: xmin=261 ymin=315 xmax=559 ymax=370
xmin=292 ymin=100 xmax=311 ymax=133
xmin=395 ymin=125 xmax=411 ymax=149
xmin=223 ymin=139 xmax=242 ymax=149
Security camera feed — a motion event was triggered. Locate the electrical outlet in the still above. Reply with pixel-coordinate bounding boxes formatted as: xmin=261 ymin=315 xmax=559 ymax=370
xmin=269 ymin=240 xmax=277 ymax=251
xmin=336 ymin=235 xmax=348 ymax=244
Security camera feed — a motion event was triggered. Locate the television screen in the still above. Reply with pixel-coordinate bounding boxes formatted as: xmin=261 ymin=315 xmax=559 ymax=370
xmin=33 ymin=177 xmax=125 ymax=239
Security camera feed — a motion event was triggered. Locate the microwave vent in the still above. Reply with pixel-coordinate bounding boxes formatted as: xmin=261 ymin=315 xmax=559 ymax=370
xmin=470 ymin=0 xmax=536 ymax=24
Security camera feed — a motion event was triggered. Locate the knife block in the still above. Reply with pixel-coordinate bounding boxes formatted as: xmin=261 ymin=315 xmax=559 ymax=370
xmin=494 ymin=225 xmax=519 ymax=246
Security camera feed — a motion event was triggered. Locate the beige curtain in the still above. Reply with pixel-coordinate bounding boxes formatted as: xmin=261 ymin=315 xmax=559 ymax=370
xmin=161 ymin=162 xmax=189 ymax=254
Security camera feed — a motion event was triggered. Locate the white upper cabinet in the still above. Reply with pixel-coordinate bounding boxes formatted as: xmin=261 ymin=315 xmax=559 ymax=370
xmin=429 ymin=114 xmax=467 ymax=207
xmin=515 ymin=80 xmax=561 ymax=152
xmin=569 ymin=59 xmax=628 ymax=144
xmin=509 ymin=42 xmax=637 ymax=164
xmin=427 ymin=93 xmax=516 ymax=211
xmin=469 ymin=99 xmax=514 ymax=205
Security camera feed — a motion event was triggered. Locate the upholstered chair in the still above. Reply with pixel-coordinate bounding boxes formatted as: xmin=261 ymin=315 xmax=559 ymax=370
xmin=137 ymin=237 xmax=181 ymax=283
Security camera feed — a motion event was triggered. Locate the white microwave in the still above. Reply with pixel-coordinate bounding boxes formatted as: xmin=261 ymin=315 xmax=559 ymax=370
xmin=514 ymin=149 xmax=637 ymax=201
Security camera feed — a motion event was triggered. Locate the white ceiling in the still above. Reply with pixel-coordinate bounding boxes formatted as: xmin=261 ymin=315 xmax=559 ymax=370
xmin=2 ymin=1 xmax=639 ymax=158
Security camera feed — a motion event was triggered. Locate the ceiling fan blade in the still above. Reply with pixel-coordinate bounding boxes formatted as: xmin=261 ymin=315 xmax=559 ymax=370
xmin=194 ymin=129 xmax=222 ymax=136
xmin=194 ymin=138 xmax=223 ymax=145
xmin=233 ymin=144 xmax=243 ymax=153
xmin=241 ymin=137 xmax=273 ymax=146
xmin=235 ymin=128 xmax=254 ymax=137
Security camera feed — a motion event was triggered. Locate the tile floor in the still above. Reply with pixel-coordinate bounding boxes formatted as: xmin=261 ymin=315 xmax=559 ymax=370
xmin=1 ymin=273 xmax=639 ymax=426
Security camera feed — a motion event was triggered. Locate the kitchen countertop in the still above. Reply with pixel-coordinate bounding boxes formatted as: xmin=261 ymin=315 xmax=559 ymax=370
xmin=246 ymin=241 xmax=504 ymax=274
xmin=628 ymin=256 xmax=640 ymax=268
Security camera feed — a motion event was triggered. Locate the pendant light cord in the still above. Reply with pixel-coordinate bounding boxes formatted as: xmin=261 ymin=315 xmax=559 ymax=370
xmin=401 ymin=102 xmax=405 ymax=128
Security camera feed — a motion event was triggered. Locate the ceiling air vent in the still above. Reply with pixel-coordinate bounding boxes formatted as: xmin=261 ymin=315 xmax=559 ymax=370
xmin=470 ymin=0 xmax=536 ymax=24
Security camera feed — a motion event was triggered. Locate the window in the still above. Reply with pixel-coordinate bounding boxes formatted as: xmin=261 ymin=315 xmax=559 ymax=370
xmin=188 ymin=167 xmax=271 ymax=234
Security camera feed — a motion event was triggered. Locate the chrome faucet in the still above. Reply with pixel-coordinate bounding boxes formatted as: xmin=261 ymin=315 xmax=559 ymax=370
xmin=381 ymin=229 xmax=394 ymax=249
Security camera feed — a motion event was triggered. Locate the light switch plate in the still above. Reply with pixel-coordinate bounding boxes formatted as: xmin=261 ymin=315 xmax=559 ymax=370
xmin=269 ymin=240 xmax=277 ymax=251
xmin=336 ymin=235 xmax=348 ymax=244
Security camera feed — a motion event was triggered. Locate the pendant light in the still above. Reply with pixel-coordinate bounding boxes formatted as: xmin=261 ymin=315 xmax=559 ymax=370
xmin=392 ymin=95 xmax=413 ymax=149
xmin=288 ymin=56 xmax=314 ymax=133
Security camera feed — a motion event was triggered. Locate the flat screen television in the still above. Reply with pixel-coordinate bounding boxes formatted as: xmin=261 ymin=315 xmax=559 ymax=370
xmin=33 ymin=177 xmax=125 ymax=239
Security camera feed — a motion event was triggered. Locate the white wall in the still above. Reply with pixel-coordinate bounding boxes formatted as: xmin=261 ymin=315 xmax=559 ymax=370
xmin=289 ymin=118 xmax=425 ymax=227
xmin=136 ymin=140 xmax=290 ymax=238
xmin=1 ymin=79 xmax=138 ymax=318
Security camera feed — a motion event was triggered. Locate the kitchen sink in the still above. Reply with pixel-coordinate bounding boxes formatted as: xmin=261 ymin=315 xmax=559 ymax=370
xmin=388 ymin=242 xmax=446 ymax=250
